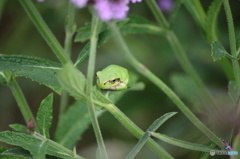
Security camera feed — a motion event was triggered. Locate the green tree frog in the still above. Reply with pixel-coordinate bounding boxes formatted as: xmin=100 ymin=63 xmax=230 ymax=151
xmin=96 ymin=65 xmax=129 ymax=90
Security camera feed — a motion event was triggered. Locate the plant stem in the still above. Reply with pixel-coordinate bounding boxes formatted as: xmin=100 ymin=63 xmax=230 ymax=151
xmin=191 ymin=0 xmax=206 ymax=28
xmin=104 ymin=104 xmax=173 ymax=159
xmin=86 ymin=14 xmax=108 ymax=159
xmin=19 ymin=0 xmax=71 ymax=64
xmin=35 ymin=133 xmax=83 ymax=159
xmin=60 ymin=2 xmax=76 ymax=119
xmin=64 ymin=2 xmax=76 ymax=57
xmin=223 ymin=0 xmax=240 ymax=89
xmin=107 ymin=21 xmax=225 ymax=149
xmin=47 ymin=139 xmax=84 ymax=159
xmin=146 ymin=0 xmax=216 ymax=107
xmin=9 ymin=78 xmax=36 ymax=125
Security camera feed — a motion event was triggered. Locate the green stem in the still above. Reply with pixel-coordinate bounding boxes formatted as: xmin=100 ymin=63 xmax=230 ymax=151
xmin=19 ymin=0 xmax=71 ymax=64
xmin=86 ymin=14 xmax=108 ymax=159
xmin=59 ymin=2 xmax=76 ymax=119
xmin=105 ymin=104 xmax=173 ymax=159
xmin=223 ymin=0 xmax=240 ymax=89
xmin=147 ymin=0 xmax=169 ymax=30
xmin=146 ymin=0 xmax=216 ymax=107
xmin=64 ymin=2 xmax=76 ymax=57
xmin=48 ymin=140 xmax=83 ymax=159
xmin=107 ymin=22 xmax=225 ymax=149
xmin=9 ymin=78 xmax=36 ymax=125
xmin=191 ymin=0 xmax=206 ymax=27
xmin=35 ymin=133 xmax=84 ymax=159
xmin=59 ymin=91 xmax=69 ymax=119
xmin=221 ymin=58 xmax=235 ymax=81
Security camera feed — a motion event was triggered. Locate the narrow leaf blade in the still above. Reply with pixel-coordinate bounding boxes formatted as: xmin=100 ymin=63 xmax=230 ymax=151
xmin=125 ymin=112 xmax=177 ymax=159
xmin=150 ymin=132 xmax=219 ymax=152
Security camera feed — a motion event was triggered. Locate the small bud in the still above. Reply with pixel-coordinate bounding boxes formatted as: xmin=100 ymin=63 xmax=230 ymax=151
xmin=27 ymin=120 xmax=35 ymax=132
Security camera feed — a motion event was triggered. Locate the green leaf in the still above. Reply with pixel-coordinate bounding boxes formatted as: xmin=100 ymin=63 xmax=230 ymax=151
xmin=74 ymin=30 xmax=111 ymax=68
xmin=74 ymin=15 xmax=163 ymax=43
xmin=57 ymin=63 xmax=112 ymax=109
xmin=150 ymin=132 xmax=219 ymax=152
xmin=232 ymin=134 xmax=240 ymax=159
xmin=74 ymin=30 xmax=112 ymax=68
xmin=125 ymin=112 xmax=177 ymax=159
xmin=1 ymin=148 xmax=32 ymax=158
xmin=57 ymin=63 xmax=86 ymax=102
xmin=120 ymin=15 xmax=164 ymax=35
xmin=211 ymin=41 xmax=232 ymax=61
xmin=75 ymin=22 xmax=92 ymax=42
xmin=36 ymin=94 xmax=53 ymax=139
xmin=9 ymin=124 xmax=27 ymax=133
xmin=1 ymin=148 xmax=61 ymax=159
xmin=228 ymin=81 xmax=240 ymax=103
xmin=74 ymin=23 xmax=107 ymax=43
xmin=74 ymin=15 xmax=163 ymax=67
xmin=205 ymin=0 xmax=222 ymax=43
xmin=74 ymin=42 xmax=91 ymax=67
xmin=31 ymin=140 xmax=48 ymax=159
xmin=0 ymin=55 xmax=62 ymax=94
xmin=54 ymin=101 xmax=103 ymax=149
xmin=0 ymin=131 xmax=78 ymax=159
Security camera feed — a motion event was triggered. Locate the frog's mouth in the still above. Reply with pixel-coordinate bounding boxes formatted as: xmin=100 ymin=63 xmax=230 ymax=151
xmin=105 ymin=81 xmax=126 ymax=90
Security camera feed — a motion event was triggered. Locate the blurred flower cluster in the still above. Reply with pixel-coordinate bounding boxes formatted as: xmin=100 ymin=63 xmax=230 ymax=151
xmin=158 ymin=0 xmax=174 ymax=13
xmin=37 ymin=0 xmax=142 ymax=21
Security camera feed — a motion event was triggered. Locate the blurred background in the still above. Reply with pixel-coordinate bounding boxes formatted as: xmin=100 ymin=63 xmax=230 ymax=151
xmin=0 ymin=0 xmax=240 ymax=158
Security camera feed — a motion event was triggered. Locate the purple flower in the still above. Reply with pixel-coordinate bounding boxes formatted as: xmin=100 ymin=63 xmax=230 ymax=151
xmin=222 ymin=140 xmax=232 ymax=150
xmin=70 ymin=0 xmax=89 ymax=8
xmin=130 ymin=0 xmax=142 ymax=3
xmin=158 ymin=0 xmax=174 ymax=12
xmin=95 ymin=0 xmax=129 ymax=22
xmin=37 ymin=0 xmax=45 ymax=2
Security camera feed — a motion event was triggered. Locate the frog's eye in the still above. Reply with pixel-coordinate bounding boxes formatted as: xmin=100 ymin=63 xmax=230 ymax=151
xmin=112 ymin=78 xmax=120 ymax=83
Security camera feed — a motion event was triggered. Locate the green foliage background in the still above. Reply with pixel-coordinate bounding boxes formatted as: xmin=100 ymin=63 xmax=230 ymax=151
xmin=0 ymin=1 xmax=240 ymax=158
